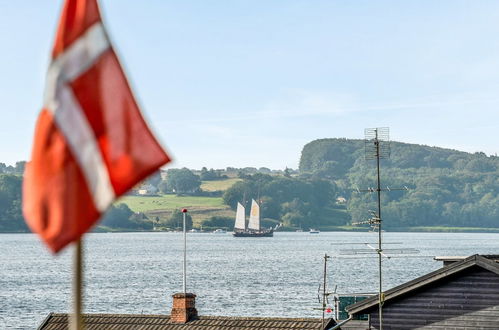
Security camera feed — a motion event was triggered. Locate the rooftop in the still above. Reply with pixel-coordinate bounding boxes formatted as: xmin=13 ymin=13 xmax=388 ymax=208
xmin=347 ymin=254 xmax=499 ymax=315
xmin=38 ymin=313 xmax=325 ymax=330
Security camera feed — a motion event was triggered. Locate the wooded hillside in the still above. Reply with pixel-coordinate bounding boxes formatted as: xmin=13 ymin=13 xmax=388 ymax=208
xmin=299 ymin=138 xmax=499 ymax=229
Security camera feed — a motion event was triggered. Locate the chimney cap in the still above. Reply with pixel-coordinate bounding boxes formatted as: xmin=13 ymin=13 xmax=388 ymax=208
xmin=172 ymin=292 xmax=196 ymax=298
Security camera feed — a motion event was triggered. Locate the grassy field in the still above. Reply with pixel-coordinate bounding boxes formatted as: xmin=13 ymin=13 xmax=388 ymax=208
xmin=200 ymin=178 xmax=241 ymax=191
xmin=116 ymin=178 xmax=241 ymax=228
xmin=117 ymin=194 xmax=234 ymax=226
xmin=118 ymin=195 xmax=225 ymax=213
xmin=118 ymin=178 xmax=239 ymax=215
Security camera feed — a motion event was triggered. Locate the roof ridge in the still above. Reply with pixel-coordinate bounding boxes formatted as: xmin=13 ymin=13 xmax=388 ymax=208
xmin=48 ymin=313 xmax=320 ymax=321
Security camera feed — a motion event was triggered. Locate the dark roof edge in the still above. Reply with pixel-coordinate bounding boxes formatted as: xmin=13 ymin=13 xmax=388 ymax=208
xmin=346 ymin=254 xmax=499 ymax=314
xmin=476 ymin=256 xmax=499 ymax=275
xmin=42 ymin=313 xmax=320 ymax=322
xmin=37 ymin=313 xmax=54 ymax=330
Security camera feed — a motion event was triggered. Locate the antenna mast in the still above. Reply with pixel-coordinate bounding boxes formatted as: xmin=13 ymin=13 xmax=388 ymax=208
xmin=313 ymin=254 xmax=332 ymax=328
xmin=364 ymin=127 xmax=390 ymax=330
xmin=322 ymin=254 xmax=331 ymax=328
xmin=355 ymin=128 xmax=409 ymax=328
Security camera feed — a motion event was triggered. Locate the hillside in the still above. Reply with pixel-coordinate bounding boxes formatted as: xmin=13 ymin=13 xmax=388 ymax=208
xmin=299 ymin=138 xmax=499 ymax=229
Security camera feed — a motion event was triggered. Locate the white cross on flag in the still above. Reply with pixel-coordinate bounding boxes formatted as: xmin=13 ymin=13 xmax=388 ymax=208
xmin=23 ymin=0 xmax=170 ymax=253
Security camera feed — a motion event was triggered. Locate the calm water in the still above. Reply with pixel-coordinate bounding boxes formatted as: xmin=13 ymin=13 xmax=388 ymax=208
xmin=2 ymin=231 xmax=499 ymax=329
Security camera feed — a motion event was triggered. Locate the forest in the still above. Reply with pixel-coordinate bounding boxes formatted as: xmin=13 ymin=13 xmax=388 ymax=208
xmin=299 ymin=138 xmax=499 ymax=229
xmin=222 ymin=173 xmax=346 ymax=230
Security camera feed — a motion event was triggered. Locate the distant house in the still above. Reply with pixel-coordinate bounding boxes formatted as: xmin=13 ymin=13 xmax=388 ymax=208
xmin=344 ymin=254 xmax=499 ymax=329
xmin=336 ymin=197 xmax=347 ymax=204
xmin=38 ymin=293 xmax=326 ymax=329
xmin=137 ymin=184 xmax=158 ymax=196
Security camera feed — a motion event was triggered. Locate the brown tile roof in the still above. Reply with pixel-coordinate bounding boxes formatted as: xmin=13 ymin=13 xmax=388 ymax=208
xmin=38 ymin=313 xmax=324 ymax=329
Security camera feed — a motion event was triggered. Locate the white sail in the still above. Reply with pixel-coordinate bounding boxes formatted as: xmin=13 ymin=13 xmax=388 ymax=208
xmin=234 ymin=202 xmax=246 ymax=230
xmin=248 ymin=199 xmax=260 ymax=231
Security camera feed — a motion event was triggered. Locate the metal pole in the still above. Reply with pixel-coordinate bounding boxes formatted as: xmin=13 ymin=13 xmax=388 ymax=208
xmin=70 ymin=239 xmax=83 ymax=330
xmin=322 ymin=253 xmax=328 ymax=329
xmin=375 ymin=130 xmax=383 ymax=330
xmin=182 ymin=209 xmax=187 ymax=294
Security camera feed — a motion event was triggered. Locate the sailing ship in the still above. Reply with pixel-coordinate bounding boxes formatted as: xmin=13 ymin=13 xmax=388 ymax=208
xmin=233 ymin=199 xmax=274 ymax=237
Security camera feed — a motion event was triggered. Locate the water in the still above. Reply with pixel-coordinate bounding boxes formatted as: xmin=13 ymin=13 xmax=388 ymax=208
xmin=2 ymin=231 xmax=499 ymax=329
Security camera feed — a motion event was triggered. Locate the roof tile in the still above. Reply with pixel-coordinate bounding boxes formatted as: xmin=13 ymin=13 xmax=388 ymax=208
xmin=39 ymin=313 xmax=322 ymax=330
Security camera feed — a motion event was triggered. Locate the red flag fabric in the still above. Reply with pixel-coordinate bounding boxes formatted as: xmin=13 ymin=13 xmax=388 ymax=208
xmin=23 ymin=0 xmax=170 ymax=253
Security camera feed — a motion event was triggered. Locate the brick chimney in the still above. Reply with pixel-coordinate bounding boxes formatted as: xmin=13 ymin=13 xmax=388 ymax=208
xmin=170 ymin=293 xmax=198 ymax=323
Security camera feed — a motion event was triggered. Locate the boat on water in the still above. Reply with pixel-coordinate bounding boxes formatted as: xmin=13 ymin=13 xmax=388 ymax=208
xmin=309 ymin=228 xmax=320 ymax=234
xmin=233 ymin=199 xmax=274 ymax=237
xmin=213 ymin=228 xmax=227 ymax=234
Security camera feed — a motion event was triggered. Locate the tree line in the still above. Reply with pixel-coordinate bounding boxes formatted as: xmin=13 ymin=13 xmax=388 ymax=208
xmin=4 ymin=137 xmax=497 ymax=232
xmin=0 ymin=161 xmax=25 ymax=175
xmin=0 ymin=172 xmax=155 ymax=232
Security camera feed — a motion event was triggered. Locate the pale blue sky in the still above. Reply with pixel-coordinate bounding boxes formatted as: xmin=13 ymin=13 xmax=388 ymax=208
xmin=1 ymin=1 xmax=499 ymax=170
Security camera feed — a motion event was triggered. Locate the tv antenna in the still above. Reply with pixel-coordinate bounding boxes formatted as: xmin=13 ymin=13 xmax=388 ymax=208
xmin=312 ymin=254 xmax=335 ymax=329
xmin=351 ymin=127 xmax=408 ymax=330
xmin=336 ymin=241 xmax=419 ymax=328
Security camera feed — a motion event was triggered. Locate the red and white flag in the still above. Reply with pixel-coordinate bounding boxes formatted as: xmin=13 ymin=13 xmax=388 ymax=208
xmin=23 ymin=0 xmax=170 ymax=253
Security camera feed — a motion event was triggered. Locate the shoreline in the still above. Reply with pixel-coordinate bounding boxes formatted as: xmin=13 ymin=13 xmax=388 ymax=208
xmin=4 ymin=226 xmax=499 ymax=234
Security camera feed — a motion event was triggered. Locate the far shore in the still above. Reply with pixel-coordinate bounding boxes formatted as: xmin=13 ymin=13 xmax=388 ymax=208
xmin=3 ymin=226 xmax=499 ymax=234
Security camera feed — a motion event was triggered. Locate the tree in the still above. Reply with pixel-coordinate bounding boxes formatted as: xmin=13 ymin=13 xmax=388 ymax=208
xmin=101 ymin=203 xmax=134 ymax=228
xmin=161 ymin=168 xmax=201 ymax=194
xmin=282 ymin=211 xmax=305 ymax=227
xmin=202 ymin=216 xmax=233 ymax=229
xmin=222 ymin=173 xmax=339 ymax=227
xmin=165 ymin=209 xmax=193 ymax=230
xmin=259 ymin=167 xmax=272 ymax=173
xmin=14 ymin=161 xmax=26 ymax=175
xmin=144 ymin=170 xmax=163 ymax=189
xmin=222 ymin=181 xmax=247 ymax=209
xmin=200 ymin=167 xmax=222 ymax=181
xmin=100 ymin=203 xmax=152 ymax=230
xmin=0 ymin=174 xmax=26 ymax=231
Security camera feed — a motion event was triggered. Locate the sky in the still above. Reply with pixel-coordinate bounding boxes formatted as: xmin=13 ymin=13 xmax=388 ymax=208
xmin=1 ymin=1 xmax=499 ymax=170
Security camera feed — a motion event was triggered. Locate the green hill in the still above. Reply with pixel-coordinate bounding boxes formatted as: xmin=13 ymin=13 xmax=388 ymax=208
xmin=299 ymin=138 xmax=499 ymax=229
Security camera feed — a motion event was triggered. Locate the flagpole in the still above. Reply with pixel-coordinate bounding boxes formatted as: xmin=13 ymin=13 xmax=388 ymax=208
xmin=182 ymin=209 xmax=188 ymax=294
xmin=70 ymin=239 xmax=84 ymax=330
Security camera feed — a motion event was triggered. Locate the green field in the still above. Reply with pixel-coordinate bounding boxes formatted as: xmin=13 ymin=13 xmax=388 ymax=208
xmin=118 ymin=194 xmax=225 ymax=213
xmin=200 ymin=178 xmax=241 ymax=191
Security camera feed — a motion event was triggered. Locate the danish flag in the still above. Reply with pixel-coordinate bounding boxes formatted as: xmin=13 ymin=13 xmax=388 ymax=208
xmin=23 ymin=0 xmax=170 ymax=253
